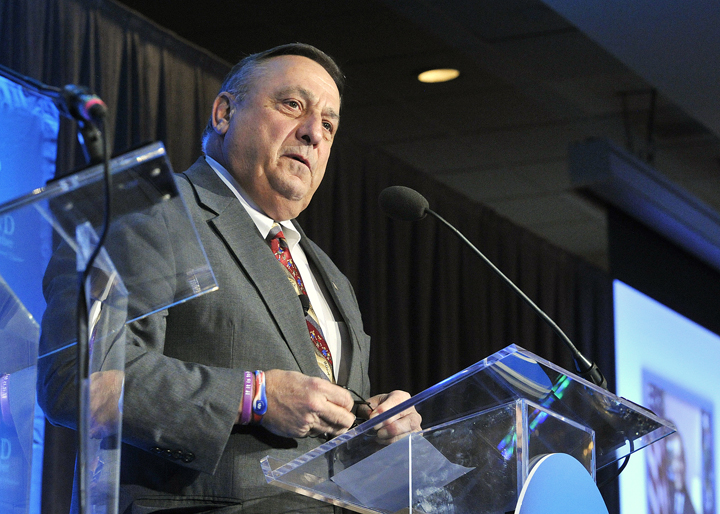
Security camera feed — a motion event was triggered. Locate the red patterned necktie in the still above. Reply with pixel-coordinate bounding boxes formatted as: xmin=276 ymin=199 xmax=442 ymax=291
xmin=268 ymin=224 xmax=335 ymax=382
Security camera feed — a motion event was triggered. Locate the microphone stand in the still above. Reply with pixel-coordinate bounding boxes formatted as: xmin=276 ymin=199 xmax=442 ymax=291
xmin=425 ymin=207 xmax=608 ymax=390
xmin=75 ymin=121 xmax=111 ymax=514
xmin=0 ymin=63 xmax=112 ymax=514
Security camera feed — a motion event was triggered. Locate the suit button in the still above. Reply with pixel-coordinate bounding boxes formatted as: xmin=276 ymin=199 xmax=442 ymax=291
xmin=164 ymin=449 xmax=173 ymax=458
xmin=150 ymin=447 xmax=162 ymax=454
xmin=182 ymin=452 xmax=195 ymax=463
xmin=172 ymin=450 xmax=183 ymax=460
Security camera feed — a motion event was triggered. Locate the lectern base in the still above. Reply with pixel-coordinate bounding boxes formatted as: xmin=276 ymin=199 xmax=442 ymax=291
xmin=515 ymin=453 xmax=608 ymax=514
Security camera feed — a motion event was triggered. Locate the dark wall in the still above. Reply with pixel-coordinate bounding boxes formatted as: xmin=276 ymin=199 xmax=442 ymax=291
xmin=609 ymin=207 xmax=720 ymax=338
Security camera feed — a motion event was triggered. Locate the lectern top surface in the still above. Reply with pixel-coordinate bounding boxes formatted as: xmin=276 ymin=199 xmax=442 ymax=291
xmin=262 ymin=345 xmax=675 ymax=514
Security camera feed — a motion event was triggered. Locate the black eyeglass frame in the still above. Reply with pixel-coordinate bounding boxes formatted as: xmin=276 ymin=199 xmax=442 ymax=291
xmin=342 ymin=386 xmax=373 ymax=429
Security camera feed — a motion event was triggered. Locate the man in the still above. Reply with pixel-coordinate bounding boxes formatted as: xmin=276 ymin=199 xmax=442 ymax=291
xmin=39 ymin=43 xmax=420 ymax=513
xmin=663 ymin=431 xmax=697 ymax=514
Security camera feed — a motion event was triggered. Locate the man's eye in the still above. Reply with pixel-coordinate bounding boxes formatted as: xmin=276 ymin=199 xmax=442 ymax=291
xmin=323 ymin=121 xmax=334 ymax=133
xmin=285 ymin=100 xmax=301 ymax=109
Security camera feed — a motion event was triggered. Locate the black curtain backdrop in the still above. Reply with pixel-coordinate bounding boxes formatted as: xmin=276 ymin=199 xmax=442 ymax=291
xmin=302 ymin=142 xmax=616 ymax=398
xmin=1 ymin=0 xmax=617 ymax=512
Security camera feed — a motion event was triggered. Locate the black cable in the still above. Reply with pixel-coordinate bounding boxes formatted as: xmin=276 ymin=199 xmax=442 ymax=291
xmin=597 ymin=437 xmax=634 ymax=489
xmin=646 ymin=88 xmax=657 ymax=164
xmin=619 ymin=92 xmax=634 ymax=155
xmin=597 ymin=454 xmax=630 ymax=490
xmin=0 ymin=62 xmax=62 ymax=97
xmin=75 ymin=118 xmax=112 ymax=514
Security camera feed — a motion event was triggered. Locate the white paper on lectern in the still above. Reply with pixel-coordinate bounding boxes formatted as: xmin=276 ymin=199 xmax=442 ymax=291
xmin=328 ymin=435 xmax=474 ymax=512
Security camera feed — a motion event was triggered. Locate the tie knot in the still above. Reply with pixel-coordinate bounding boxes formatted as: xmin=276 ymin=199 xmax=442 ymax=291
xmin=268 ymin=224 xmax=286 ymax=242
xmin=268 ymin=224 xmax=288 ymax=255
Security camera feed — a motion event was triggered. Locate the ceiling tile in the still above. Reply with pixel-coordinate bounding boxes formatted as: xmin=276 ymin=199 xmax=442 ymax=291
xmin=484 ymin=192 xmax=602 ymax=227
xmin=535 ymin=219 xmax=608 ymax=268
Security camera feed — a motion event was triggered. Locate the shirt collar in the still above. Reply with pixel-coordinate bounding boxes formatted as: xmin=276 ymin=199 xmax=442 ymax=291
xmin=204 ymin=155 xmax=301 ymax=247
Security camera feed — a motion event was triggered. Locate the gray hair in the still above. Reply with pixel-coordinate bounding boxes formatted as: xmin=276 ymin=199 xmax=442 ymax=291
xmin=201 ymin=43 xmax=344 ymax=152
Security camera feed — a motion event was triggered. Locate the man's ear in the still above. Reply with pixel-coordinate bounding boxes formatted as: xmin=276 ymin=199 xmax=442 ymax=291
xmin=211 ymin=93 xmax=234 ymax=135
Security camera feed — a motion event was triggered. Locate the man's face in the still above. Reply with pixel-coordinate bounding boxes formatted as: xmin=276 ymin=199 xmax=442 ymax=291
xmin=213 ymin=55 xmax=340 ymax=221
xmin=666 ymin=434 xmax=687 ymax=489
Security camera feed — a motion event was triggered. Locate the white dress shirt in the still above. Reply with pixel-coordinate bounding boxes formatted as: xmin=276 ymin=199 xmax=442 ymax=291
xmin=205 ymin=156 xmax=345 ymax=379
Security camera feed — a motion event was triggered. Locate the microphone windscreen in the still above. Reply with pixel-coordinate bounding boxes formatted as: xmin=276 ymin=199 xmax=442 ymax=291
xmin=379 ymin=186 xmax=429 ymax=221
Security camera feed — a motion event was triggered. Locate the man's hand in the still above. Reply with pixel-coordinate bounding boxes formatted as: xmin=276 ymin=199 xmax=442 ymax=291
xmin=89 ymin=370 xmax=124 ymax=439
xmin=358 ymin=390 xmax=422 ymax=444
xmin=243 ymin=369 xmax=356 ymax=439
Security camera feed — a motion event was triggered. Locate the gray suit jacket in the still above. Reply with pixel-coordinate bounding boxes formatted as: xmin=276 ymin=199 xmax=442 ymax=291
xmin=39 ymin=158 xmax=371 ymax=513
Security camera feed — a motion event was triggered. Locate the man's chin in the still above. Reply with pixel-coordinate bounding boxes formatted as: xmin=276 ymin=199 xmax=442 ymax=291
xmin=270 ymin=177 xmax=313 ymax=202
xmin=264 ymin=192 xmax=312 ymax=220
xmin=277 ymin=188 xmax=308 ymax=204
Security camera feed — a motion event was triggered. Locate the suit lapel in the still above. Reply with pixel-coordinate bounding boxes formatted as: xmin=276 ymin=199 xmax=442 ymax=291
xmin=183 ymin=161 xmax=322 ymax=378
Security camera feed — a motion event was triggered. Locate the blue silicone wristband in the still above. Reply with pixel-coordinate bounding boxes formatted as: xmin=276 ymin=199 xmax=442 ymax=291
xmin=252 ymin=370 xmax=267 ymax=423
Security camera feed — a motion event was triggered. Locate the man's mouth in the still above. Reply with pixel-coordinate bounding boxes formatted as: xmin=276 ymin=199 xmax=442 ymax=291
xmin=284 ymin=153 xmax=311 ymax=170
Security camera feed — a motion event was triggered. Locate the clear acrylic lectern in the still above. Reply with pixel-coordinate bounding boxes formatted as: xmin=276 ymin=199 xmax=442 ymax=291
xmin=262 ymin=345 xmax=676 ymax=514
xmin=0 ymin=142 xmax=217 ymax=514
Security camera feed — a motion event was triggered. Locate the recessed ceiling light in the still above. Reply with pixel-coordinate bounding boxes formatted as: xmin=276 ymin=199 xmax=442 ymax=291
xmin=418 ymin=68 xmax=460 ymax=83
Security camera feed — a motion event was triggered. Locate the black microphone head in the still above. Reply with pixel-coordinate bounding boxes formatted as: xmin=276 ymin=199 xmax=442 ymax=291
xmin=298 ymin=294 xmax=310 ymax=316
xmin=379 ymin=186 xmax=429 ymax=222
xmin=60 ymin=84 xmax=107 ymax=122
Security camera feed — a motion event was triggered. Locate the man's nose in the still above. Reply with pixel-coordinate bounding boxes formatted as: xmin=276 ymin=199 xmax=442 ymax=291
xmin=297 ymin=114 xmax=323 ymax=145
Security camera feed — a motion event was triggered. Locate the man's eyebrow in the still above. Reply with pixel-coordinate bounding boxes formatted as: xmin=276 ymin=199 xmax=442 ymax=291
xmin=324 ymin=106 xmax=340 ymax=121
xmin=275 ymin=86 xmax=340 ymax=120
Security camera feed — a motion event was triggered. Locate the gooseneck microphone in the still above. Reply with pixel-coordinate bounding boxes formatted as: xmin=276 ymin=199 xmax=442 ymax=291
xmin=379 ymin=186 xmax=429 ymax=222
xmin=379 ymin=185 xmax=608 ymax=390
xmin=58 ymin=85 xmax=107 ymax=165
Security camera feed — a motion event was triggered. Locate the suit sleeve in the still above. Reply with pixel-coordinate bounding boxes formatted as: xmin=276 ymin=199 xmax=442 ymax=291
xmin=37 ymin=195 xmax=244 ymax=475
